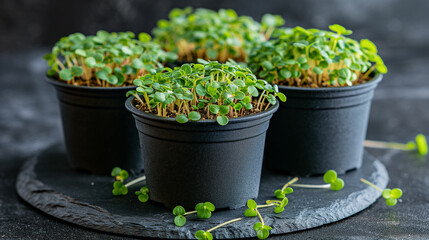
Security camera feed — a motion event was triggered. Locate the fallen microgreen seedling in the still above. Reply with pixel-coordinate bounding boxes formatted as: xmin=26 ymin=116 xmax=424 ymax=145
xmin=360 ymin=178 xmax=403 ymax=206
xmin=364 ymin=134 xmax=428 ymax=156
xmin=135 ymin=186 xmax=150 ymax=203
xmin=172 ymin=202 xmax=215 ymax=227
xmin=243 ymin=200 xmax=272 ymax=239
xmin=290 ymin=170 xmax=344 ymax=191
xmin=111 ymin=167 xmax=146 ymax=196
xmin=194 ymin=217 xmax=242 ymax=240
xmin=274 ymin=177 xmax=298 ymax=199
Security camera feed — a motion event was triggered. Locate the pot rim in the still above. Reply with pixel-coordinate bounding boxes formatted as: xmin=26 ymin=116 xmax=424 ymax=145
xmin=277 ymin=73 xmax=383 ymax=92
xmin=45 ymin=76 xmax=136 ymax=91
xmin=125 ymin=96 xmax=279 ymax=125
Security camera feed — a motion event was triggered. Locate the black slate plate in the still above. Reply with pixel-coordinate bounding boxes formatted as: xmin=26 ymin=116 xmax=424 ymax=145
xmin=16 ymin=143 xmax=388 ymax=239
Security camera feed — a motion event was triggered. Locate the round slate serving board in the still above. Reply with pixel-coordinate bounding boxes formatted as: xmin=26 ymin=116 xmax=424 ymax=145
xmin=16 ymin=144 xmax=388 ymax=239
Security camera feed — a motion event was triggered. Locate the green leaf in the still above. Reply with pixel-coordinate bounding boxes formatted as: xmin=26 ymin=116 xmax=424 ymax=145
xmin=197 ymin=209 xmax=211 ymax=219
xmin=385 ymin=198 xmax=397 ymax=206
xmin=219 ymin=105 xmax=230 ymax=115
xmin=382 ymin=189 xmax=391 ymax=199
xmin=247 ymin=199 xmax=257 ymax=209
xmin=194 ymin=230 xmax=213 ymax=240
xmin=132 ymin=58 xmax=144 ymax=69
xmin=71 ymin=66 xmax=83 ymax=77
xmin=360 ymin=39 xmax=377 ymax=53
xmin=113 ymin=181 xmax=123 ymax=189
xmin=119 ymin=170 xmax=129 ymax=180
xmin=85 ymin=57 xmax=96 ymax=67
xmin=253 ymin=222 xmax=263 ymax=231
xmin=111 ymin=167 xmax=121 ymax=177
xmin=174 ymin=215 xmax=186 ymax=227
xmin=257 ymin=228 xmax=270 ymax=239
xmin=138 ymin=32 xmax=152 ymax=42
xmin=323 ymin=170 xmax=337 ymax=183
xmin=75 ymin=49 xmax=86 ymax=57
xmin=313 ymin=67 xmax=323 ymax=74
xmin=276 ymin=92 xmax=286 ymax=102
xmin=96 ymin=69 xmax=108 ymax=80
xmin=107 ymin=75 xmax=118 ymax=85
xmin=172 ymin=205 xmax=186 ymax=216
xmin=209 ymin=105 xmax=220 ymax=114
xmin=234 ymin=91 xmax=245 ymax=100
xmin=330 ymin=178 xmax=344 ymax=191
xmin=216 ymin=115 xmax=229 ymax=126
xmin=280 ymin=197 xmax=289 ymax=207
xmin=283 ymin=187 xmax=293 ymax=194
xmin=121 ymin=46 xmax=133 ymax=55
xmin=390 ymin=188 xmax=403 ymax=199
xmin=297 ymin=57 xmax=307 ymax=64
xmin=59 ymin=69 xmax=73 ymax=81
xmin=274 ymin=190 xmax=285 ymax=199
xmin=188 ymin=111 xmax=201 ymax=121
xmin=415 ymin=134 xmax=428 ymax=155
xmin=261 ymin=61 xmax=274 ymax=70
xmin=138 ymin=194 xmax=149 ymax=202
xmin=176 ymin=114 xmax=189 ymax=124
xmin=244 ymin=208 xmax=257 ymax=217
xmin=274 ymin=206 xmax=284 ymax=214
xmin=279 ymin=69 xmax=291 ymax=79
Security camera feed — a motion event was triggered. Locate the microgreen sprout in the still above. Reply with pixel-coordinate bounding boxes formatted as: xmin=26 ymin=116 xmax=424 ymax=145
xmin=290 ymin=170 xmax=344 ymax=191
xmin=274 ymin=177 xmax=298 ymax=199
xmin=129 ymin=60 xmax=286 ymax=125
xmin=44 ymin=31 xmax=176 ymax=87
xmin=360 ymin=178 xmax=403 ymax=206
xmin=364 ymin=134 xmax=428 ymax=156
xmin=194 ymin=217 xmax=242 ymax=240
xmin=111 ymin=167 xmax=146 ymax=196
xmin=153 ymin=7 xmax=284 ymax=63
xmin=248 ymin=24 xmax=387 ymax=87
xmin=172 ymin=202 xmax=215 ymax=227
xmin=135 ymin=186 xmax=150 ymax=203
xmin=243 ymin=200 xmax=273 ymax=239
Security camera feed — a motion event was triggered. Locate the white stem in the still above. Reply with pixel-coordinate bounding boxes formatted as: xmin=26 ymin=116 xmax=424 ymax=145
xmin=290 ymin=183 xmax=331 ymax=189
xmin=125 ymin=176 xmax=146 ymax=188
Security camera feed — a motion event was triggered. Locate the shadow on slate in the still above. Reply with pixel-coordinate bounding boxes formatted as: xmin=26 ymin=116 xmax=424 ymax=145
xmin=16 ymin=143 xmax=389 ymax=239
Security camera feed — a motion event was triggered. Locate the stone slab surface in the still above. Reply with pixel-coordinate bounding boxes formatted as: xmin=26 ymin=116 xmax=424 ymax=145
xmin=16 ymin=144 xmax=388 ymax=239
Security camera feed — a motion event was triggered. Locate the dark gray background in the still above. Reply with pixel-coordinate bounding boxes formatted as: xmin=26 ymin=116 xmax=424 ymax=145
xmin=1 ymin=0 xmax=429 ymax=239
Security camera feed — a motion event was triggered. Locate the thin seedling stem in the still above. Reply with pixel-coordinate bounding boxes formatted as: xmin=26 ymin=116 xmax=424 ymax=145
xmin=124 ymin=176 xmax=146 ymax=188
xmin=206 ymin=218 xmax=242 ymax=233
xmin=183 ymin=210 xmax=197 ymax=216
xmin=360 ymin=178 xmax=383 ymax=192
xmin=290 ymin=183 xmax=331 ymax=189
xmin=256 ymin=209 xmax=264 ymax=225
xmin=257 ymin=203 xmax=277 ymax=208
xmin=364 ymin=140 xmax=409 ymax=151
xmin=281 ymin=177 xmax=299 ymax=191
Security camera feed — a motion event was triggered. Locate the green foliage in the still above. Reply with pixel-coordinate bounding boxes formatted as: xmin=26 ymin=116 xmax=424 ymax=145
xmin=112 ymin=181 xmax=128 ymax=196
xmin=195 ymin=202 xmax=216 ymax=219
xmin=131 ymin=60 xmax=285 ymax=125
xmin=407 ymin=134 xmax=428 ymax=155
xmin=248 ymin=25 xmax=387 ymax=87
xmin=360 ymin=178 xmax=403 ymax=207
xmin=194 ymin=230 xmax=213 ymax=240
xmin=274 ymin=187 xmax=293 ymax=199
xmin=254 ymin=222 xmax=272 ymax=239
xmin=244 ymin=199 xmax=258 ymax=217
xmin=323 ymin=170 xmax=344 ymax=191
xmin=382 ymin=188 xmax=403 ymax=206
xmin=44 ymin=31 xmax=177 ymax=87
xmin=135 ymin=186 xmax=150 ymax=203
xmin=153 ymin=7 xmax=284 ymax=62
xmin=111 ymin=167 xmax=129 ymax=182
xmin=172 ymin=202 xmax=215 ymax=227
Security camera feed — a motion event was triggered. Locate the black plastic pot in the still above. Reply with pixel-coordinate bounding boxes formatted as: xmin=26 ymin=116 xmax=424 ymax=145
xmin=126 ymin=97 xmax=279 ymax=209
xmin=265 ymin=74 xmax=383 ymax=176
xmin=46 ymin=77 xmax=142 ymax=175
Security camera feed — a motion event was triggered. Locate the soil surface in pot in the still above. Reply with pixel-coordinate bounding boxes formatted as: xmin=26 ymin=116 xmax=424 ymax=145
xmin=132 ymin=98 xmax=265 ymax=119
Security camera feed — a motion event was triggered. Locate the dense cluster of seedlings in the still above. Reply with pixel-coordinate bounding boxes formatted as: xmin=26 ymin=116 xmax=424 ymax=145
xmin=152 ymin=7 xmax=284 ymax=62
xmin=248 ymin=24 xmax=388 ymax=87
xmin=44 ymin=31 xmax=177 ymax=87
xmin=128 ymin=60 xmax=286 ymax=125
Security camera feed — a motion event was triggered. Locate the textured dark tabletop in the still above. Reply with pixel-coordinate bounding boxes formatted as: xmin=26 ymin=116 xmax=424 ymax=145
xmin=1 ymin=48 xmax=429 ymax=240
